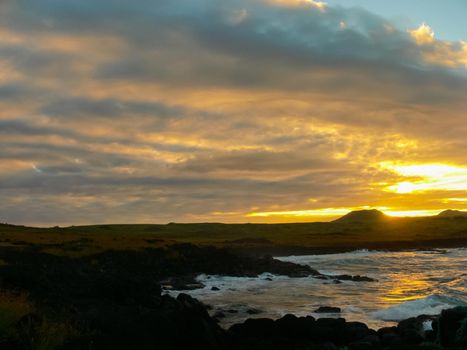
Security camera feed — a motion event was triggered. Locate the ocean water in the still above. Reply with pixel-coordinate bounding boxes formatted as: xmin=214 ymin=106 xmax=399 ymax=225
xmin=167 ymin=248 xmax=467 ymax=329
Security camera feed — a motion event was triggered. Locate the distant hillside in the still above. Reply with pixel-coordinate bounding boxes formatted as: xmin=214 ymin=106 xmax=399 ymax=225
xmin=333 ymin=209 xmax=387 ymax=223
xmin=437 ymin=210 xmax=467 ymax=218
xmin=1 ymin=209 xmax=467 ymax=256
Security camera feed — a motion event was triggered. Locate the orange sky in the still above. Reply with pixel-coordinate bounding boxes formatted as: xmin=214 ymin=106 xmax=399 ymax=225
xmin=0 ymin=0 xmax=466 ymax=225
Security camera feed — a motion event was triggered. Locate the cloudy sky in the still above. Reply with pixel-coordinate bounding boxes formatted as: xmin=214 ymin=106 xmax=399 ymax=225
xmin=1 ymin=0 xmax=467 ymax=226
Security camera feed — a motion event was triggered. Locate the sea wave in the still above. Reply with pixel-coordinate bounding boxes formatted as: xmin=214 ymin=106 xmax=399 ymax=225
xmin=372 ymin=295 xmax=466 ymax=322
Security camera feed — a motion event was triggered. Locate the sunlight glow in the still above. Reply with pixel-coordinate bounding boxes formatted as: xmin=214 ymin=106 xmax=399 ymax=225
xmin=247 ymin=207 xmax=467 ymax=220
xmin=409 ymin=23 xmax=435 ymax=45
xmin=381 ymin=163 xmax=467 ymax=194
xmin=443 ymin=198 xmax=467 ymax=203
xmin=246 ymin=208 xmax=350 ymax=218
xmin=382 ymin=275 xmax=430 ymax=302
xmin=384 ymin=210 xmax=445 ymax=217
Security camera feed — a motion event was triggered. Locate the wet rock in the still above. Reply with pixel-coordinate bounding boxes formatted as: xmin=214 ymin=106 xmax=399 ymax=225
xmin=211 ymin=286 xmax=220 ymax=291
xmin=351 ymin=275 xmax=376 ymax=282
xmin=397 ymin=315 xmax=434 ymax=344
xmin=435 ymin=306 xmax=467 ymax=347
xmin=160 ymin=276 xmax=205 ymax=291
xmin=213 ymin=311 xmax=226 ymax=319
xmin=246 ymin=308 xmax=261 ymax=315
xmin=314 ymin=275 xmax=329 ymax=280
xmin=314 ymin=306 xmax=341 ymax=313
xmin=334 ymin=274 xmax=376 ymax=282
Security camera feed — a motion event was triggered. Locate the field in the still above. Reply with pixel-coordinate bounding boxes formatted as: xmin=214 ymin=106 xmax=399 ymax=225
xmin=1 ymin=213 xmax=467 ymax=256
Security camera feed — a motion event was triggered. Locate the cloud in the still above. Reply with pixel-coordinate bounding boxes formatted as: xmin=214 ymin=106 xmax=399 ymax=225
xmin=409 ymin=23 xmax=467 ymax=68
xmin=0 ymin=0 xmax=466 ymax=225
xmin=410 ymin=23 xmax=435 ymax=45
xmin=266 ymin=0 xmax=327 ymax=11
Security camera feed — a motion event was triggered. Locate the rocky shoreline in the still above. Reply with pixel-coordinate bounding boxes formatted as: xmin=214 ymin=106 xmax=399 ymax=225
xmin=0 ymin=243 xmax=465 ymax=349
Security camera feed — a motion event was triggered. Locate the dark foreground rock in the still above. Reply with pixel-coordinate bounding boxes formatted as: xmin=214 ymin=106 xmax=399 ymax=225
xmin=229 ymin=307 xmax=467 ymax=350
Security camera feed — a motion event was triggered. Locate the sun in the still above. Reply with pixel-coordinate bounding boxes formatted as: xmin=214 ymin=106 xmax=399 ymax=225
xmin=381 ymin=163 xmax=467 ymax=194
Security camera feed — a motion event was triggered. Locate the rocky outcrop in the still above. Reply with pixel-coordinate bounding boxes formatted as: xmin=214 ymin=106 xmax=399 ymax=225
xmin=229 ymin=308 xmax=467 ymax=349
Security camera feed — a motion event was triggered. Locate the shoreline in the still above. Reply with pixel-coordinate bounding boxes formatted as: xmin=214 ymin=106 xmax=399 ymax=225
xmin=230 ymin=238 xmax=467 ymax=257
xmin=0 ymin=236 xmax=465 ymax=348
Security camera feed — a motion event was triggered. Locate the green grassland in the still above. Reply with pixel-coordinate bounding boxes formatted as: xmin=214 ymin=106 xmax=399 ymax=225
xmin=1 ymin=211 xmax=466 ymax=256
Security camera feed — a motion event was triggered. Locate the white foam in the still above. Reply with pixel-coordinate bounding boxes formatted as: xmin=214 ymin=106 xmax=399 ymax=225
xmin=423 ymin=320 xmax=433 ymax=331
xmin=372 ymin=295 xmax=462 ymax=322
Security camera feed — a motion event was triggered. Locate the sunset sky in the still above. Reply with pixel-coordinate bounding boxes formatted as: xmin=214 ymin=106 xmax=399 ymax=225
xmin=1 ymin=0 xmax=467 ymax=226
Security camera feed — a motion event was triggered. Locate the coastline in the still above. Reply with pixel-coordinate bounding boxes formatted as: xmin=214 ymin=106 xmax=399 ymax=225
xmin=0 ymin=241 xmax=465 ymax=348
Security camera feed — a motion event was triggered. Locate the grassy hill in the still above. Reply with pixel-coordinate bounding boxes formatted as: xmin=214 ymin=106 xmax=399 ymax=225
xmin=1 ymin=210 xmax=466 ymax=256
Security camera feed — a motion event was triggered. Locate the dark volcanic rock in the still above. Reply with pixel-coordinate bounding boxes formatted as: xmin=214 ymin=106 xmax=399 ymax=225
xmin=314 ymin=306 xmax=341 ymax=313
xmin=345 ymin=321 xmax=375 ymax=343
xmin=246 ymin=308 xmax=262 ymax=315
xmin=275 ymin=314 xmax=315 ymax=338
xmin=435 ymin=306 xmax=467 ymax=347
xmin=213 ymin=311 xmax=226 ymax=319
xmin=229 ymin=318 xmax=277 ymax=338
xmin=397 ymin=314 xmax=435 ymax=344
xmin=334 ymin=274 xmax=376 ymax=282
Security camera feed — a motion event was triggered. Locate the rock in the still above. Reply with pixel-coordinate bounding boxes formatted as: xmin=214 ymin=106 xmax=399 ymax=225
xmin=435 ymin=306 xmax=467 ymax=347
xmin=211 ymin=286 xmax=220 ymax=291
xmin=309 ymin=318 xmax=347 ymax=345
xmin=345 ymin=321 xmax=373 ymax=343
xmin=348 ymin=341 xmax=373 ymax=350
xmin=397 ymin=315 xmax=434 ymax=344
xmin=162 ymin=276 xmax=205 ymax=291
xmin=229 ymin=318 xmax=277 ymax=338
xmin=314 ymin=306 xmax=341 ymax=313
xmin=314 ymin=275 xmax=329 ymax=280
xmin=288 ymin=271 xmax=312 ymax=278
xmin=360 ymin=334 xmax=380 ymax=347
xmin=351 ymin=275 xmax=376 ymax=282
xmin=275 ymin=314 xmax=315 ymax=338
xmin=334 ymin=274 xmax=376 ymax=282
xmin=377 ymin=327 xmax=401 ymax=347
xmin=213 ymin=311 xmax=226 ymax=319
xmin=320 ymin=341 xmax=339 ymax=350
xmin=246 ymin=308 xmax=261 ymax=315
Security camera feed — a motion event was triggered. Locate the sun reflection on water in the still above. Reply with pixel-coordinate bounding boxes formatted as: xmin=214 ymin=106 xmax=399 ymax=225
xmin=382 ymin=275 xmax=430 ymax=302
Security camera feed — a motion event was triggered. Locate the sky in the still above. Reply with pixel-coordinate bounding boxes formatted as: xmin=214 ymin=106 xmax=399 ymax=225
xmin=0 ymin=0 xmax=467 ymax=226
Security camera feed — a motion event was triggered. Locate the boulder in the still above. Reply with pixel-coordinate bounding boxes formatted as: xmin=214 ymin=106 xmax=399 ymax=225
xmin=275 ymin=314 xmax=315 ymax=338
xmin=229 ymin=318 xmax=277 ymax=338
xmin=435 ymin=306 xmax=467 ymax=347
xmin=314 ymin=306 xmax=341 ymax=313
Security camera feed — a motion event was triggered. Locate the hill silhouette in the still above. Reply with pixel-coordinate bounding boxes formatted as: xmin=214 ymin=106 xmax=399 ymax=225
xmin=333 ymin=209 xmax=387 ymax=223
xmin=437 ymin=209 xmax=467 ymax=218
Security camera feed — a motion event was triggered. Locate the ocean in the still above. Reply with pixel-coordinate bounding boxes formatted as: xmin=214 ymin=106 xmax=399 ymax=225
xmin=167 ymin=248 xmax=467 ymax=329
